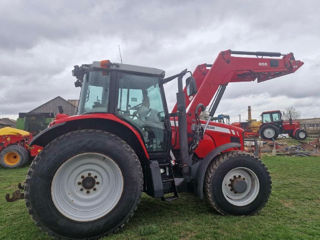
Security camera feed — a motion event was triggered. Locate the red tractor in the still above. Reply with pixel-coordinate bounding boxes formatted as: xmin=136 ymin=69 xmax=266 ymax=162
xmin=259 ymin=110 xmax=307 ymax=140
xmin=14 ymin=50 xmax=302 ymax=239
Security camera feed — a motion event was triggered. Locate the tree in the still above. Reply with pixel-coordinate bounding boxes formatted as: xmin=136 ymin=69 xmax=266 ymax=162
xmin=282 ymin=106 xmax=300 ymax=120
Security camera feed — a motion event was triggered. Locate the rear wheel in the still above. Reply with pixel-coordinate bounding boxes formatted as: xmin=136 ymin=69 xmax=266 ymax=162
xmin=25 ymin=130 xmax=143 ymax=239
xmin=205 ymin=151 xmax=271 ymax=215
xmin=260 ymin=125 xmax=279 ymax=140
xmin=0 ymin=144 xmax=29 ymax=168
xmin=295 ymin=129 xmax=307 ymax=140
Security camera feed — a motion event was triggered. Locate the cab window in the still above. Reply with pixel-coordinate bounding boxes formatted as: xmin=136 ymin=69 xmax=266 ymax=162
xmin=78 ymin=71 xmax=110 ymax=114
xmin=272 ymin=113 xmax=281 ymax=122
xmin=262 ymin=114 xmax=271 ymax=123
xmin=116 ymin=73 xmax=166 ymax=152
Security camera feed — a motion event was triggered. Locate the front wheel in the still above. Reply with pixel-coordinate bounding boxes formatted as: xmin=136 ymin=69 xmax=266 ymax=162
xmin=295 ymin=129 xmax=307 ymax=140
xmin=205 ymin=151 xmax=271 ymax=215
xmin=24 ymin=130 xmax=143 ymax=239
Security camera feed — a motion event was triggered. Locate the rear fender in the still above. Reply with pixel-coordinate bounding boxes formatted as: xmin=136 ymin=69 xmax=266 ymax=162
xmin=292 ymin=128 xmax=300 ymax=137
xmin=31 ymin=118 xmax=149 ymax=162
xmin=192 ymin=143 xmax=241 ymax=199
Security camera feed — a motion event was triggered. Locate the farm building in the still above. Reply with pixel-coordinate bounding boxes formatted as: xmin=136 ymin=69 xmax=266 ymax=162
xmin=0 ymin=118 xmax=16 ymax=128
xmin=16 ymin=96 xmax=78 ymax=134
xmin=28 ymin=96 xmax=77 ymax=116
xmin=299 ymin=118 xmax=320 ymax=137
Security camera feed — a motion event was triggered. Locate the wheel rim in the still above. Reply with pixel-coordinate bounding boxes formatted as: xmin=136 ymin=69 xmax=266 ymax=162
xmin=263 ymin=128 xmax=275 ymax=139
xmin=222 ymin=167 xmax=260 ymax=206
xmin=4 ymin=152 xmax=21 ymax=166
xmin=298 ymin=131 xmax=306 ymax=139
xmin=51 ymin=153 xmax=124 ymax=222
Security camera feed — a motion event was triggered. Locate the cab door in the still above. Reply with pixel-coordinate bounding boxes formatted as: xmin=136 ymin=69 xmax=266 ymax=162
xmin=115 ymin=72 xmax=170 ymax=158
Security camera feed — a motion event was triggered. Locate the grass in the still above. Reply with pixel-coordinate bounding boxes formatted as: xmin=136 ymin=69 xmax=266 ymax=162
xmin=1 ymin=156 xmax=320 ymax=240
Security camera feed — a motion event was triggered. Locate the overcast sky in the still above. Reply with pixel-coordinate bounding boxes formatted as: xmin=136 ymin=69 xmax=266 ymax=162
xmin=0 ymin=0 xmax=319 ymax=122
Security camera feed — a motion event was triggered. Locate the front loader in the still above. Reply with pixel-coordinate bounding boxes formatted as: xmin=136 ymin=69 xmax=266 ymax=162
xmin=12 ymin=50 xmax=302 ymax=239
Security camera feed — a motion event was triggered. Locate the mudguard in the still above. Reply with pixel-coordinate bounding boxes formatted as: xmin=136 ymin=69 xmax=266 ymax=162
xmin=30 ymin=115 xmax=150 ymax=160
xmin=292 ymin=128 xmax=300 ymax=137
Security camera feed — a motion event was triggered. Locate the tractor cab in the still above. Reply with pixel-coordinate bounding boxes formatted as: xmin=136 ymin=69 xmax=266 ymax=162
xmin=74 ymin=60 xmax=170 ymax=153
xmin=261 ymin=110 xmax=282 ymax=124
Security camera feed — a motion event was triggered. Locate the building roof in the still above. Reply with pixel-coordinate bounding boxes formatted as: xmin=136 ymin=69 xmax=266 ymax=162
xmin=29 ymin=96 xmax=77 ymax=116
xmin=0 ymin=118 xmax=16 ymax=127
xmin=299 ymin=118 xmax=320 ymax=122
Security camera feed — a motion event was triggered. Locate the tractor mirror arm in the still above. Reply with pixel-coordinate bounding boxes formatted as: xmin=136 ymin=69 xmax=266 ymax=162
xmin=73 ymin=64 xmax=110 ymax=87
xmin=162 ymin=69 xmax=188 ymax=84
xmin=72 ymin=65 xmax=89 ymax=87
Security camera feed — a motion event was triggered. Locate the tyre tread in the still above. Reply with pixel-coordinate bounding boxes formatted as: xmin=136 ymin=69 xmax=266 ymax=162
xmin=204 ymin=151 xmax=272 ymax=215
xmin=260 ymin=124 xmax=279 ymax=140
xmin=0 ymin=144 xmax=29 ymax=168
xmin=24 ymin=129 xmax=143 ymax=240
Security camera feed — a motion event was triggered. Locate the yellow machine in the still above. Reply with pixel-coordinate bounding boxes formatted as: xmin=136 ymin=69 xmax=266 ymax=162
xmin=0 ymin=127 xmax=31 ymax=137
xmin=232 ymin=106 xmax=262 ymax=138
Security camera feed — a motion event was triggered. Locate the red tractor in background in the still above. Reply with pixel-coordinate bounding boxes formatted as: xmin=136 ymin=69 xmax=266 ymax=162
xmin=11 ymin=50 xmax=303 ymax=239
xmin=232 ymin=106 xmax=307 ymax=141
xmin=259 ymin=110 xmax=307 ymax=140
xmin=0 ymin=127 xmax=40 ymax=168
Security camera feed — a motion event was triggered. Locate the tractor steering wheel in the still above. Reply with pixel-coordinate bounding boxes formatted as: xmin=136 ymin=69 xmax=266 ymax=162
xmin=130 ymin=103 xmax=143 ymax=111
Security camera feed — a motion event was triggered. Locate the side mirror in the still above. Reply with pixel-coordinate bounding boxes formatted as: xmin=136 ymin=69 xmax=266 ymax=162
xmin=73 ymin=65 xmax=84 ymax=87
xmin=186 ymin=76 xmax=197 ymax=96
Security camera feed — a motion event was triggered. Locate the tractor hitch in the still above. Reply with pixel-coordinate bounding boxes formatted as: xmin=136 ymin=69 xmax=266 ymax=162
xmin=5 ymin=182 xmax=25 ymax=202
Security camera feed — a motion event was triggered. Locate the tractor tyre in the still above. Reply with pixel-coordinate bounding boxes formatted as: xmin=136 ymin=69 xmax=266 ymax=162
xmin=0 ymin=144 xmax=29 ymax=168
xmin=24 ymin=130 xmax=143 ymax=240
xmin=260 ymin=125 xmax=279 ymax=140
xmin=295 ymin=129 xmax=307 ymax=140
xmin=204 ymin=151 xmax=271 ymax=215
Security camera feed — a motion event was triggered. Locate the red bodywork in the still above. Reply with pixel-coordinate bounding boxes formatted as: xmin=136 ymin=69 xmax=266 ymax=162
xmin=282 ymin=120 xmax=301 ymax=135
xmin=0 ymin=134 xmax=40 ymax=157
xmin=49 ymin=50 xmax=303 ymax=160
xmin=170 ymin=118 xmax=244 ymax=158
xmin=51 ymin=113 xmax=150 ymax=159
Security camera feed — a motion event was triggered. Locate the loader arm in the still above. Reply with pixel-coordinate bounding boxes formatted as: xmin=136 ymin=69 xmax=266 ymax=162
xmin=172 ymin=50 xmax=303 ymax=117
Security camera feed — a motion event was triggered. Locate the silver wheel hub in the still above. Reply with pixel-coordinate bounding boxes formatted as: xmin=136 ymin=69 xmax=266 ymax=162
xmin=264 ymin=128 xmax=275 ymax=138
xmin=299 ymin=131 xmax=306 ymax=139
xmin=51 ymin=153 xmax=124 ymax=222
xmin=229 ymin=176 xmax=247 ymax=193
xmin=222 ymin=167 xmax=260 ymax=206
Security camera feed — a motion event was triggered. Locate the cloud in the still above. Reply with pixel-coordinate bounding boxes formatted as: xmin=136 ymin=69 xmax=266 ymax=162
xmin=0 ymin=0 xmax=319 ymax=120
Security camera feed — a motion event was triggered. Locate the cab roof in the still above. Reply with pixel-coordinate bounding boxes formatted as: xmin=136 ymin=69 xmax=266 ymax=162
xmin=261 ymin=110 xmax=281 ymax=114
xmin=92 ymin=61 xmax=165 ymax=77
